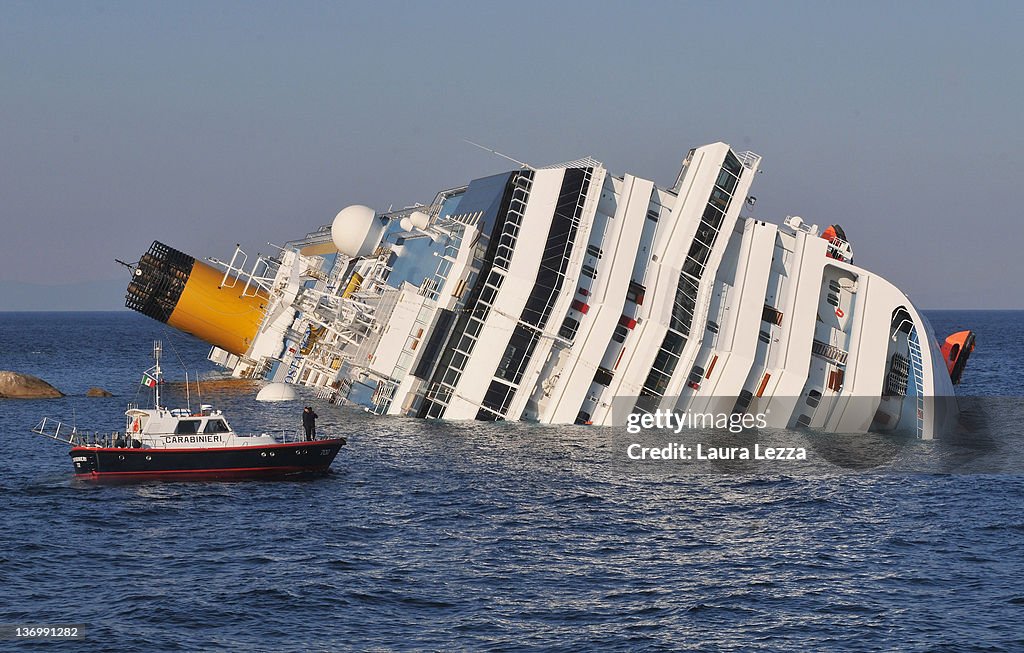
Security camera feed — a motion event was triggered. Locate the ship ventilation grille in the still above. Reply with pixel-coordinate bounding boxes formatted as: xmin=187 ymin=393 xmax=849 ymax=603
xmin=884 ymin=353 xmax=910 ymax=397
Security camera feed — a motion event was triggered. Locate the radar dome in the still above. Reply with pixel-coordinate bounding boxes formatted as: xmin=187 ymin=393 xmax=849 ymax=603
xmin=256 ymin=382 xmax=297 ymax=402
xmin=409 ymin=211 xmax=430 ymax=230
xmin=331 ymin=205 xmax=386 ymax=258
xmin=399 ymin=217 xmax=415 ymax=232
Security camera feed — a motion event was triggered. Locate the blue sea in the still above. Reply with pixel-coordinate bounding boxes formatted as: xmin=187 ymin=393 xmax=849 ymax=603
xmin=1 ymin=310 xmax=1023 ymax=652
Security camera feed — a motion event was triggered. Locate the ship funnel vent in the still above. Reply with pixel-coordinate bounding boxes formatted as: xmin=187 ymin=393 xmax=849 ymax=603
xmin=125 ymin=241 xmax=195 ymax=323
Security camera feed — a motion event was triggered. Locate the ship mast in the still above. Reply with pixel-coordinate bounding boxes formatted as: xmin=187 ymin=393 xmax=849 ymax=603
xmin=153 ymin=340 xmax=163 ymax=410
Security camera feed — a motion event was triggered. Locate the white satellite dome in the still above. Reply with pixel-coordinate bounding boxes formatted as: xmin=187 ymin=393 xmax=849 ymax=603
xmin=331 ymin=205 xmax=386 ymax=258
xmin=409 ymin=210 xmax=430 ymax=230
xmin=399 ymin=217 xmax=415 ymax=232
xmin=256 ymin=382 xmax=297 ymax=402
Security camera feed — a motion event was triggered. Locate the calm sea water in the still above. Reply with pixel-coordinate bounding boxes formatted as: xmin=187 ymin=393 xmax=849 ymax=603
xmin=1 ymin=310 xmax=1023 ymax=652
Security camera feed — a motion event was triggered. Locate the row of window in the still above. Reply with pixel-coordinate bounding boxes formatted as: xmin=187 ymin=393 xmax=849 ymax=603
xmin=419 ymin=173 xmax=535 ymax=419
xmin=493 ymin=185 xmax=532 ymax=270
xmin=637 ymin=152 xmax=741 ymax=404
xmin=481 ymin=168 xmax=593 ymax=420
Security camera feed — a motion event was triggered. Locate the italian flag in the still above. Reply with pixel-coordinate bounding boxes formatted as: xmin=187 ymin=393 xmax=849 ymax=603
xmin=141 ymin=374 xmax=157 ymax=388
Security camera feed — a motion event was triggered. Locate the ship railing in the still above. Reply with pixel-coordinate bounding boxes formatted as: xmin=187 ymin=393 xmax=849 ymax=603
xmin=735 ymin=150 xmax=763 ymax=170
xmin=539 ymin=156 xmax=603 ymax=170
xmin=31 ymin=417 xmax=81 ymax=445
xmin=31 ymin=418 xmax=123 ymax=448
xmin=827 ymin=237 xmax=854 ymax=262
xmin=207 ymin=245 xmax=277 ymax=297
xmin=259 ymin=428 xmax=324 ymax=444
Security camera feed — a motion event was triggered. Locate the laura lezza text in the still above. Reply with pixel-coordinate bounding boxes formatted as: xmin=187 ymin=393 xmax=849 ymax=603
xmin=626 ymin=443 xmax=807 ymax=460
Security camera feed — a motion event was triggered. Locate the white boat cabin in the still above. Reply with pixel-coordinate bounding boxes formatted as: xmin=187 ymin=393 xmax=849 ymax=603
xmin=123 ymin=404 xmax=279 ymax=449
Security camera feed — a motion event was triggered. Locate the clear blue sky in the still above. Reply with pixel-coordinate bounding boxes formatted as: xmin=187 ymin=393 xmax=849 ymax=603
xmin=2 ymin=0 xmax=1021 ymax=309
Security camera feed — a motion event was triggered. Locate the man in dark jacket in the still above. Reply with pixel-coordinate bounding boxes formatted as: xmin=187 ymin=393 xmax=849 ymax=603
xmin=302 ymin=406 xmax=318 ymax=441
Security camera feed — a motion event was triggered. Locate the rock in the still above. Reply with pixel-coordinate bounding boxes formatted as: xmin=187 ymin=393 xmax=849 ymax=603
xmin=0 ymin=371 xmax=64 ymax=399
xmin=86 ymin=387 xmax=113 ymax=397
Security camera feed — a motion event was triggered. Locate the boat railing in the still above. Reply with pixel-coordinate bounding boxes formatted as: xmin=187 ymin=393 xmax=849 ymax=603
xmin=259 ymin=428 xmax=317 ymax=444
xmin=736 ymin=150 xmax=763 ymax=170
xmin=31 ymin=417 xmax=123 ymax=448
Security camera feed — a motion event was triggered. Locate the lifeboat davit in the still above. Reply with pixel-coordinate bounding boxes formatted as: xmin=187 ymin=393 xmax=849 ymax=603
xmin=941 ymin=330 xmax=976 ymax=385
xmin=821 ymin=224 xmax=852 ymax=262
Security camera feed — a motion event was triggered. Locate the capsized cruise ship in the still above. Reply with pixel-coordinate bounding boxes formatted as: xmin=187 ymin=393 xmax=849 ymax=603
xmin=123 ymin=142 xmax=973 ymax=439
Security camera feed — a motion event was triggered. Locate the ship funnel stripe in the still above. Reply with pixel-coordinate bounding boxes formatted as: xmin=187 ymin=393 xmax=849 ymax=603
xmin=125 ymin=241 xmax=196 ymax=323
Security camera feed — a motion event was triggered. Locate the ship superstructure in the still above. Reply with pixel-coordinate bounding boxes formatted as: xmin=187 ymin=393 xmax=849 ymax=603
xmin=123 ymin=142 xmax=972 ymax=438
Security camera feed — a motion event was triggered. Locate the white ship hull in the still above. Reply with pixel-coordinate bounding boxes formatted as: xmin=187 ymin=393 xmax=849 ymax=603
xmin=123 ymin=142 xmax=972 ymax=439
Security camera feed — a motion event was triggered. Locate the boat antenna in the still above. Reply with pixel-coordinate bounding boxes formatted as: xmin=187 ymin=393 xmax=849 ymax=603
xmin=163 ymin=336 xmax=195 ymax=411
xmin=462 ymin=138 xmax=535 ymax=170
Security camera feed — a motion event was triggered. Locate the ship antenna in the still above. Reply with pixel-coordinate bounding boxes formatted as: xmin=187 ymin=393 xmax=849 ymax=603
xmin=163 ymin=336 xmax=194 ymax=412
xmin=462 ymin=138 xmax=535 ymax=170
xmin=114 ymin=258 xmax=138 ymax=273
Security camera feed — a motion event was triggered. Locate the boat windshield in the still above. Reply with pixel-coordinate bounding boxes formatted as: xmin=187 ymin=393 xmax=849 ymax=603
xmin=203 ymin=419 xmax=230 ymax=434
xmin=175 ymin=420 xmax=201 ymax=435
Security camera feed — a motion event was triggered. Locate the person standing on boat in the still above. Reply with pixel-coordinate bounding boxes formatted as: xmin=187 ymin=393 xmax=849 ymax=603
xmin=302 ymin=406 xmax=318 ymax=441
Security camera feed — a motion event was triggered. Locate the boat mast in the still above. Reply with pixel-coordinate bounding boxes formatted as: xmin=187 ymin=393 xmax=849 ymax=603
xmin=153 ymin=340 xmax=163 ymax=410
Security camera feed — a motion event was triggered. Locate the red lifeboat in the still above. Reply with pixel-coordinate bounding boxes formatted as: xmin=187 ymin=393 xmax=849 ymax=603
xmin=940 ymin=330 xmax=976 ymax=385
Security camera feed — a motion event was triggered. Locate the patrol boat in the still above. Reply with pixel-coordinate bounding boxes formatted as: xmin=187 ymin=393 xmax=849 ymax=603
xmin=32 ymin=342 xmax=346 ymax=479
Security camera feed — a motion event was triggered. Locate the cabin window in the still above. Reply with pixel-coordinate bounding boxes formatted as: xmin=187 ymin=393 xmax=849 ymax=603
xmin=593 ymin=367 xmax=614 ymax=387
xmin=762 ymin=305 xmax=784 ymax=326
xmin=450 ymin=352 xmax=468 ymax=372
xmin=806 ymin=389 xmax=821 ymax=408
xmin=559 ymin=316 xmax=580 ymax=340
xmin=710 ymin=188 xmax=730 ymax=210
xmin=626 ymin=281 xmax=645 ymax=305
xmin=758 ymin=330 xmax=772 ymax=344
xmin=586 ymin=244 xmax=603 ymax=259
xmin=687 ymin=366 xmax=704 ymax=386
xmin=733 ymin=390 xmax=753 ymax=413
xmin=175 ymin=420 xmax=201 ymax=435
xmin=723 ymin=151 xmax=742 ymax=176
xmin=479 ymin=285 xmax=498 ymax=306
xmin=203 ymin=419 xmax=229 ymax=434
xmin=715 ymin=169 xmax=738 ymax=194
xmin=703 ymin=205 xmax=725 ymax=231
xmin=707 ymin=320 xmax=720 ymax=334
xmin=646 ymin=209 xmax=660 ymax=223
xmin=581 ymin=264 xmax=598 ymax=280
xmin=612 ymin=324 xmax=629 ymax=343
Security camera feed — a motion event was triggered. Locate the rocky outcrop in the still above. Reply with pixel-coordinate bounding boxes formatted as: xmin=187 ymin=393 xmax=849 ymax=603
xmin=86 ymin=387 xmax=113 ymax=397
xmin=0 ymin=371 xmax=64 ymax=398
